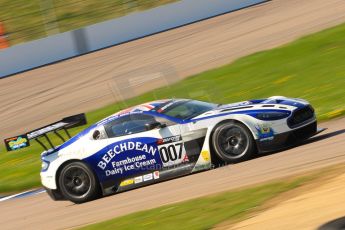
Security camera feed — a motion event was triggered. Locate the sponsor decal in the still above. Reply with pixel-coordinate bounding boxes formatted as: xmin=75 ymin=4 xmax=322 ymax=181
xmin=134 ymin=176 xmax=143 ymax=184
xmin=153 ymin=171 xmax=160 ymax=179
xmin=157 ymin=135 xmax=182 ymax=145
xmin=27 ymin=122 xmax=67 ymax=139
xmin=97 ymin=141 xmax=158 ymax=176
xmin=143 ymin=173 xmax=153 ymax=181
xmin=157 ymin=101 xmax=176 ymax=112
xmin=256 ymin=124 xmax=274 ymax=141
xmin=98 ymin=141 xmax=157 ymax=170
xmin=259 ymin=136 xmax=274 ymax=142
xmin=4 ymin=135 xmax=30 ymax=151
xmin=158 ymin=141 xmax=187 ymax=167
xmin=201 ymin=150 xmax=210 ymax=162
xmin=182 ymin=154 xmax=189 ymax=162
xmin=84 ymin=137 xmax=162 ymax=181
xmin=119 ymin=179 xmax=134 ymax=187
xmin=260 ymin=126 xmax=271 ymax=134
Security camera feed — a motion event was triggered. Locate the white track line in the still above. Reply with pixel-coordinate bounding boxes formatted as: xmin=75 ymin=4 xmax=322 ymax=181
xmin=0 ymin=189 xmax=46 ymax=202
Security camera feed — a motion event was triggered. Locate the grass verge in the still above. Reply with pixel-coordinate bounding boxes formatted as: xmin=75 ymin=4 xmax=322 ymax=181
xmin=1 ymin=22 xmax=345 ymax=194
xmin=79 ymin=165 xmax=345 ymax=230
xmin=81 ymin=179 xmax=307 ymax=230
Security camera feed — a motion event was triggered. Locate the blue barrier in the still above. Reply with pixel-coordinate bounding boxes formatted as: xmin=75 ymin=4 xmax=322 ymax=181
xmin=0 ymin=0 xmax=267 ymax=78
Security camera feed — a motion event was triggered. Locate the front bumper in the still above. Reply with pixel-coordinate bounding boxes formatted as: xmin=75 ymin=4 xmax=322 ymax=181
xmin=40 ymin=170 xmax=57 ymax=189
xmin=256 ymin=121 xmax=318 ymax=153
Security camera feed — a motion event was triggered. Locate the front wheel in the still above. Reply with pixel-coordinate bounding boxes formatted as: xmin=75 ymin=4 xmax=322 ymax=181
xmin=212 ymin=122 xmax=255 ymax=164
xmin=58 ymin=161 xmax=100 ymax=203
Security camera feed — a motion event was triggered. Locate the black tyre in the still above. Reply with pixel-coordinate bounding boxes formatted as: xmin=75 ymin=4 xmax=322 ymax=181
xmin=58 ymin=161 xmax=100 ymax=203
xmin=318 ymin=217 xmax=345 ymax=230
xmin=212 ymin=122 xmax=255 ymax=163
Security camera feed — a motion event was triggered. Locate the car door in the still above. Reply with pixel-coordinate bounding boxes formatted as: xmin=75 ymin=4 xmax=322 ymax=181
xmin=153 ymin=117 xmax=189 ymax=168
xmin=120 ymin=113 xmax=189 ymax=170
xmin=105 ymin=113 xmax=197 ymax=171
xmin=89 ymin=113 xmax=185 ymax=183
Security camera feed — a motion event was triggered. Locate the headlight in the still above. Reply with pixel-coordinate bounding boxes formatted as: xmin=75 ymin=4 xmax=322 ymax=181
xmin=41 ymin=160 xmax=50 ymax=172
xmin=255 ymin=111 xmax=291 ymax=120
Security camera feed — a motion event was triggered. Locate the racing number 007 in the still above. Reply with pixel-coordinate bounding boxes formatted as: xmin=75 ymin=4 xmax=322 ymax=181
xmin=159 ymin=143 xmax=183 ymax=163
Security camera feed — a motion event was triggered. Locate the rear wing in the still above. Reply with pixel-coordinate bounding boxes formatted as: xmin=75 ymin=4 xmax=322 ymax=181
xmin=4 ymin=114 xmax=87 ymax=152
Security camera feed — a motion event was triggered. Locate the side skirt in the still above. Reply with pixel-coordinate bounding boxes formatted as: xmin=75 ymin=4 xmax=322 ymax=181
xmin=102 ymin=162 xmax=197 ymax=196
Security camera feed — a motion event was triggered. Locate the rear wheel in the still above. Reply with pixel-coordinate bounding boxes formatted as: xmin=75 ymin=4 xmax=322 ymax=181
xmin=58 ymin=162 xmax=100 ymax=203
xmin=212 ymin=122 xmax=255 ymax=164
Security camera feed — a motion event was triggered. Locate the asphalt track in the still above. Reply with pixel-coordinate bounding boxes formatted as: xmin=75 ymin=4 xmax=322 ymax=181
xmin=1 ymin=0 xmax=345 ymax=229
xmin=1 ymin=117 xmax=345 ymax=230
xmin=1 ymin=0 xmax=345 ymax=141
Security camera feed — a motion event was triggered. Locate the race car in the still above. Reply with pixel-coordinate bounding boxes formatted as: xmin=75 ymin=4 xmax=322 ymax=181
xmin=4 ymin=96 xmax=323 ymax=203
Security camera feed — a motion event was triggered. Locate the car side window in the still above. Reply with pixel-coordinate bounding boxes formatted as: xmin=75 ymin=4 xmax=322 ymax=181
xmin=126 ymin=114 xmax=157 ymax=134
xmin=104 ymin=114 xmax=157 ymax=138
xmin=104 ymin=115 xmax=130 ymax=138
xmin=104 ymin=113 xmax=177 ymax=138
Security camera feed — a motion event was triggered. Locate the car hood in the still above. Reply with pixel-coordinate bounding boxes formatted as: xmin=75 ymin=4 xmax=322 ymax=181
xmin=193 ymin=96 xmax=309 ymax=119
xmin=219 ymin=97 xmax=307 ymax=109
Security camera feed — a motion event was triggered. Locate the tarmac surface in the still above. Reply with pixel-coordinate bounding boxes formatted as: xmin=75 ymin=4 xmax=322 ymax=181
xmin=1 ymin=0 xmax=345 ymax=140
xmin=0 ymin=117 xmax=344 ymax=229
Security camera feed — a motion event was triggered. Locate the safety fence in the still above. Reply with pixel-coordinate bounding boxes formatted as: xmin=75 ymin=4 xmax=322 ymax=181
xmin=0 ymin=0 xmax=178 ymax=46
xmin=0 ymin=0 xmax=267 ymax=78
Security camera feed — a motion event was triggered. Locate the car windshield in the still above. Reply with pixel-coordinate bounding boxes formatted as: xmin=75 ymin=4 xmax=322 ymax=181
xmin=157 ymin=100 xmax=217 ymax=120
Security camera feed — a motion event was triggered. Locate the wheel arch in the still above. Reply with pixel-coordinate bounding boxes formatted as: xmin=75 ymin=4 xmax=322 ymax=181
xmin=55 ymin=159 xmax=101 ymax=192
xmin=208 ymin=118 xmax=258 ymax=159
xmin=210 ymin=118 xmax=257 ymax=140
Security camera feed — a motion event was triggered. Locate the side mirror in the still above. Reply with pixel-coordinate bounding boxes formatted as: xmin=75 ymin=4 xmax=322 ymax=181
xmin=92 ymin=130 xmax=101 ymax=140
xmin=145 ymin=122 xmax=166 ymax=131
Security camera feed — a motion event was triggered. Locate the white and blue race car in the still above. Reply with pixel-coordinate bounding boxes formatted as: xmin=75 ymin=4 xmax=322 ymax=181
xmin=4 ymin=96 xmax=322 ymax=203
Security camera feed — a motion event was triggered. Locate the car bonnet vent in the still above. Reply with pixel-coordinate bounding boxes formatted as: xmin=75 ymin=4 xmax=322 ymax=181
xmin=261 ymin=105 xmax=275 ymax=107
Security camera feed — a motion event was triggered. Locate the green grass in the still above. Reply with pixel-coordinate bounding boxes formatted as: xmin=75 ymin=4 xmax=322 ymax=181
xmin=0 ymin=129 xmax=82 ymax=193
xmin=1 ymin=22 xmax=345 ymax=194
xmin=0 ymin=0 xmax=179 ymax=45
xmin=80 ymin=176 xmax=310 ymax=230
xmin=86 ymin=21 xmax=345 ymax=124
